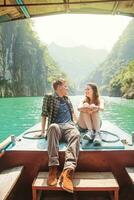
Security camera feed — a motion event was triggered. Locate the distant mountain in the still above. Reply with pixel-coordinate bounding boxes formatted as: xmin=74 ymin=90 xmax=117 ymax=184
xmin=48 ymin=43 xmax=108 ymax=85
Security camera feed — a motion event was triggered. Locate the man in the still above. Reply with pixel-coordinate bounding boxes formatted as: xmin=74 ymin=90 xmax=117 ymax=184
xmin=41 ymin=78 xmax=80 ymax=193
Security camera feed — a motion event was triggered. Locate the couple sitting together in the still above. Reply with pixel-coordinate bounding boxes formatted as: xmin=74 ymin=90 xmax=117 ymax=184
xmin=41 ymin=78 xmax=104 ymax=193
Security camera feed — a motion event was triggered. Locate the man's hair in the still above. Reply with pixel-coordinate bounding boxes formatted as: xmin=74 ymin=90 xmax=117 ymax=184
xmin=53 ymin=78 xmax=66 ymax=90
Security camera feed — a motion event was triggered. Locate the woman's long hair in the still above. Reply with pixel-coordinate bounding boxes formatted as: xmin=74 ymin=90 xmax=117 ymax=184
xmin=84 ymin=83 xmax=100 ymax=105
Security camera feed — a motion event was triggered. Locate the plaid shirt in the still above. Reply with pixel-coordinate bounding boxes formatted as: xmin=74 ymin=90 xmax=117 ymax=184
xmin=41 ymin=93 xmax=74 ymax=128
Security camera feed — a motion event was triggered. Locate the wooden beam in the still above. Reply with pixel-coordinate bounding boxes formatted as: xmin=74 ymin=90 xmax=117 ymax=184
xmin=0 ymin=0 xmax=132 ymax=7
xmin=112 ymin=1 xmax=119 ymax=14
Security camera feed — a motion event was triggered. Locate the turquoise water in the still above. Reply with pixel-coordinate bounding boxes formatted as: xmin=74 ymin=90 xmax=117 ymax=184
xmin=0 ymin=96 xmax=134 ymax=142
xmin=0 ymin=97 xmax=42 ymax=142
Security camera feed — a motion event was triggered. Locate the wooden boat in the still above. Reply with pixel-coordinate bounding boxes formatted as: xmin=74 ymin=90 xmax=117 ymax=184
xmin=0 ymin=1 xmax=134 ymax=199
xmin=0 ymin=120 xmax=134 ymax=200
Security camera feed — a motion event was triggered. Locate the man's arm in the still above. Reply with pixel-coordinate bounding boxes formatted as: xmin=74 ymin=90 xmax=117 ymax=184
xmin=72 ymin=112 xmax=78 ymax=123
xmin=40 ymin=94 xmax=49 ymax=137
xmin=41 ymin=115 xmax=47 ymax=135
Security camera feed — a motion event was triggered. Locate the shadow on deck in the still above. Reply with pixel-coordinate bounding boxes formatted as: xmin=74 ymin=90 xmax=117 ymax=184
xmin=41 ymin=191 xmax=110 ymax=200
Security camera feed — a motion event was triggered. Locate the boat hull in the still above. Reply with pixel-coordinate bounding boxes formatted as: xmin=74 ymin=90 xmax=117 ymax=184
xmin=1 ymin=149 xmax=134 ymax=200
xmin=0 ymin=121 xmax=134 ymax=199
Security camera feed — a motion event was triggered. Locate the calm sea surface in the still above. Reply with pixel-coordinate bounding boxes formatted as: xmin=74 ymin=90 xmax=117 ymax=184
xmin=0 ymin=96 xmax=134 ymax=142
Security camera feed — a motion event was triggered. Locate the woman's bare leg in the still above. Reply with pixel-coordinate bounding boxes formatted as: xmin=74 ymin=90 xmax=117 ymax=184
xmin=78 ymin=112 xmax=95 ymax=141
xmin=91 ymin=112 xmax=100 ymax=132
xmin=78 ymin=112 xmax=93 ymax=130
xmin=91 ymin=112 xmax=102 ymax=145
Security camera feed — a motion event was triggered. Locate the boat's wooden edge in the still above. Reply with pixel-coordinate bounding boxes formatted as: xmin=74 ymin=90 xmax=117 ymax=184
xmin=0 ymin=151 xmax=5 ymax=158
xmin=0 ymin=136 xmax=13 ymax=152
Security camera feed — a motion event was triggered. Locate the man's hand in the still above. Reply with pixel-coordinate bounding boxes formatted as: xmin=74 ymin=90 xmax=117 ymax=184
xmin=83 ymin=102 xmax=90 ymax=108
xmin=37 ymin=131 xmax=46 ymax=138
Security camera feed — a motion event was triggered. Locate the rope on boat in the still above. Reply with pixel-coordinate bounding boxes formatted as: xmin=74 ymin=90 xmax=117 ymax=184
xmin=22 ymin=129 xmax=120 ymax=143
xmin=22 ymin=130 xmax=45 ymax=139
xmin=100 ymin=130 xmax=120 ymax=143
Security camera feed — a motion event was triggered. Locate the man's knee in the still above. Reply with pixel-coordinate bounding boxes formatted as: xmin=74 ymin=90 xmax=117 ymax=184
xmin=49 ymin=123 xmax=59 ymax=130
xmin=48 ymin=123 xmax=60 ymax=136
xmin=71 ymin=129 xmax=80 ymax=140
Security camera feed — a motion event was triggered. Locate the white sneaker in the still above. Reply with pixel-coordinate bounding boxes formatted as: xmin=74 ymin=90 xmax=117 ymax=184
xmin=83 ymin=130 xmax=94 ymax=141
xmin=93 ymin=132 xmax=102 ymax=146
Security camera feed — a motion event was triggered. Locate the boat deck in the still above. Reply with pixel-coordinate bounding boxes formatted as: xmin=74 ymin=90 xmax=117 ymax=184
xmin=7 ymin=120 xmax=133 ymax=151
xmin=1 ymin=121 xmax=134 ymax=200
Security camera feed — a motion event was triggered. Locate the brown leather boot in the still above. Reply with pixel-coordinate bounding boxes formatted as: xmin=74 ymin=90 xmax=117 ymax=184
xmin=59 ymin=168 xmax=74 ymax=193
xmin=47 ymin=166 xmax=58 ymax=186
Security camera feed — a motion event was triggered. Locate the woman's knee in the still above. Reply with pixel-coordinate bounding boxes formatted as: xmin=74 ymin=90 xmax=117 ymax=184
xmin=80 ymin=112 xmax=89 ymax=117
xmin=92 ymin=111 xmax=100 ymax=118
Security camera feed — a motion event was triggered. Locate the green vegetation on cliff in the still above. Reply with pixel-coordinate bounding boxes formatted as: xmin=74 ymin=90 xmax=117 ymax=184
xmin=89 ymin=19 xmax=134 ymax=98
xmin=109 ymin=60 xmax=134 ymax=98
xmin=0 ymin=20 xmax=67 ymax=97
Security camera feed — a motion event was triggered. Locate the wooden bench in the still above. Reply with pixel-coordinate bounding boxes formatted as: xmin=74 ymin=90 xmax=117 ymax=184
xmin=32 ymin=171 xmax=119 ymax=200
xmin=125 ymin=167 xmax=134 ymax=184
xmin=0 ymin=166 xmax=23 ymax=200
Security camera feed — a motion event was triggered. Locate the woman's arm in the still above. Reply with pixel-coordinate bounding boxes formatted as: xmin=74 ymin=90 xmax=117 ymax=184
xmin=78 ymin=102 xmax=90 ymax=112
xmin=93 ymin=98 xmax=104 ymax=112
xmin=87 ymin=98 xmax=104 ymax=113
xmin=77 ymin=101 xmax=85 ymax=111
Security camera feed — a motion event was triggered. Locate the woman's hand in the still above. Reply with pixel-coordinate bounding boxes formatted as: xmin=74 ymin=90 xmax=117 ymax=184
xmin=83 ymin=102 xmax=90 ymax=108
xmin=78 ymin=102 xmax=99 ymax=113
xmin=89 ymin=104 xmax=96 ymax=109
xmin=88 ymin=104 xmax=99 ymax=112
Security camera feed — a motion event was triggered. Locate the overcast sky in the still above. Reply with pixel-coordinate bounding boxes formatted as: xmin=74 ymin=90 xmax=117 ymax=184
xmin=33 ymin=14 xmax=131 ymax=51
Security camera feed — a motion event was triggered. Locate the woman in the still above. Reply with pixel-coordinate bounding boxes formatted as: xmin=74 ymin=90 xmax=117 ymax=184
xmin=77 ymin=83 xmax=104 ymax=145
